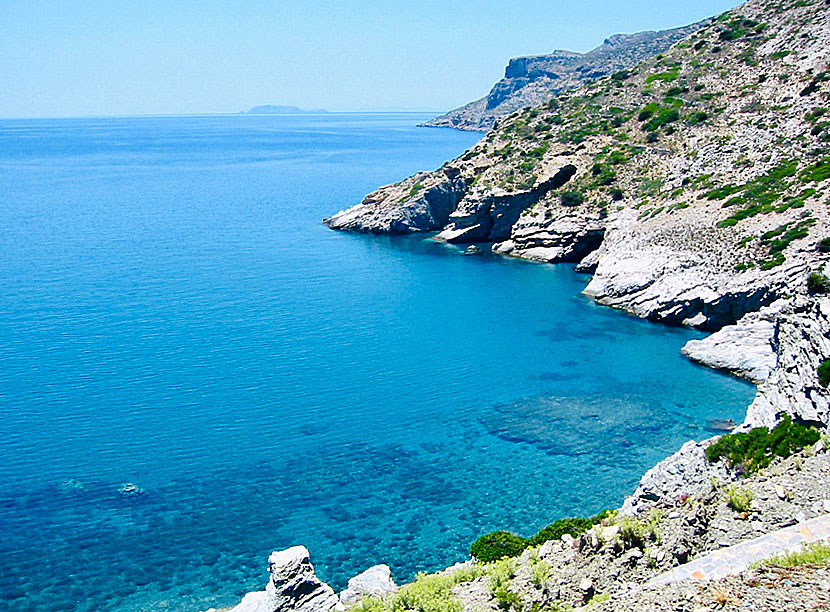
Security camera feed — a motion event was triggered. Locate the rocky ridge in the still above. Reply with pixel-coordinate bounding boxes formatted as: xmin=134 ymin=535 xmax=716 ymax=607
xmin=423 ymin=24 xmax=705 ymax=132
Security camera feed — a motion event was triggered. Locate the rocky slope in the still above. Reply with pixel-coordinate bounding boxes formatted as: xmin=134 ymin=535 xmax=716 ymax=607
xmin=218 ymin=441 xmax=830 ymax=612
xmin=422 ymin=24 xmax=705 ymax=132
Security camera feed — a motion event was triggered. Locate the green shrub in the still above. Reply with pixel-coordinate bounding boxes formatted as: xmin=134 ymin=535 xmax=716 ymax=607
xmin=470 ymin=531 xmax=528 ymax=563
xmin=725 ymin=485 xmax=754 ymax=511
xmin=819 ymin=360 xmax=830 ymax=388
xmin=705 ymin=415 xmax=820 ymax=472
xmin=643 ymin=108 xmax=680 ymax=132
xmin=470 ymin=510 xmax=613 ymax=562
xmin=560 ymin=191 xmax=584 ymax=207
xmin=800 ymin=157 xmax=830 ymax=183
xmin=686 ymin=111 xmax=709 ymax=126
xmin=486 ymin=558 xmax=519 ymax=611
xmin=808 ymin=272 xmax=829 ymax=294
xmin=528 ymin=518 xmax=594 ymax=547
xmin=526 ymin=144 xmax=549 ymax=160
xmin=818 ymin=238 xmax=830 ymax=253
xmin=616 ymin=511 xmax=663 ymax=548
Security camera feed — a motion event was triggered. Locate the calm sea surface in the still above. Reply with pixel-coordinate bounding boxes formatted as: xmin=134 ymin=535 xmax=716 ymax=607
xmin=0 ymin=114 xmax=754 ymax=612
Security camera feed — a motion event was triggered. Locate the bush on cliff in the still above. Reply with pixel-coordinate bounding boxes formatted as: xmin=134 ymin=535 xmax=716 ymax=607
xmin=819 ymin=359 xmax=830 ymax=388
xmin=528 ymin=517 xmax=595 ymax=547
xmin=470 ymin=510 xmax=613 ymax=562
xmin=470 ymin=531 xmax=528 ymax=563
xmin=705 ymin=415 xmax=820 ymax=472
xmin=560 ymin=191 xmax=584 ymax=207
xmin=808 ymin=271 xmax=830 ymax=294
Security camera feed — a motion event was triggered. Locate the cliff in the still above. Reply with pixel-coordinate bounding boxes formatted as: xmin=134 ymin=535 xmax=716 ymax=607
xmin=422 ymin=23 xmax=706 ymax=132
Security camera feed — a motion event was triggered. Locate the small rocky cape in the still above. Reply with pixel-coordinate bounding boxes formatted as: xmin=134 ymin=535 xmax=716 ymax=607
xmin=422 ymin=23 xmax=705 ymax=132
xmin=224 ymin=0 xmax=830 ymax=609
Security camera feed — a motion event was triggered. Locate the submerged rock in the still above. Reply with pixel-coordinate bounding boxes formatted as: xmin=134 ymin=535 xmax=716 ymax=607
xmin=118 ymin=482 xmax=144 ymax=496
xmin=230 ymin=547 xmax=342 ymax=612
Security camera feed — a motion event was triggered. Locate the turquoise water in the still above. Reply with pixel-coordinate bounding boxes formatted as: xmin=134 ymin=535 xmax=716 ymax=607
xmin=0 ymin=114 xmax=754 ymax=612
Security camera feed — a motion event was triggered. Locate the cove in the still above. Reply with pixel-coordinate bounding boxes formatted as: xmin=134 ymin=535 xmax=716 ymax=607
xmin=0 ymin=114 xmax=755 ymax=612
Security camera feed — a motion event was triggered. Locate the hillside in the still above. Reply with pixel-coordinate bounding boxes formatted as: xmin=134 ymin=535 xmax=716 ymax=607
xmin=422 ymin=23 xmax=705 ymax=132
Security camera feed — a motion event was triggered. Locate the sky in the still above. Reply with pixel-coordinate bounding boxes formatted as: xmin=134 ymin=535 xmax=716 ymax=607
xmin=0 ymin=0 xmax=742 ymax=118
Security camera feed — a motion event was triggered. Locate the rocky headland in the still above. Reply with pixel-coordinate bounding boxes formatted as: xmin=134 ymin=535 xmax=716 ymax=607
xmin=422 ymin=24 xmax=705 ymax=132
xmin=220 ymin=0 xmax=830 ymax=610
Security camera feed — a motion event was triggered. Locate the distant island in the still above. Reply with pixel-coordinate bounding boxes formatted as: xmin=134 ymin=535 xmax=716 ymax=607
xmin=241 ymin=105 xmax=328 ymax=114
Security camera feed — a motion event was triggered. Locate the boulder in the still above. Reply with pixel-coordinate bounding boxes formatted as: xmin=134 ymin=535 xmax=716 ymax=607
xmin=230 ymin=547 xmax=342 ymax=612
xmin=339 ymin=565 xmax=397 ymax=607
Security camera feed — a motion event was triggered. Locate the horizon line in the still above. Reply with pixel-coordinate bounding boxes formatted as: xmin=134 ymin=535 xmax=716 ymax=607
xmin=0 ymin=109 xmax=450 ymax=121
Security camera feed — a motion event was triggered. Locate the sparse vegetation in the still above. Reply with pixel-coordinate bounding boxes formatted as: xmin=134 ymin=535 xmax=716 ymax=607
xmin=725 ymin=484 xmax=754 ymax=511
xmin=616 ymin=511 xmax=663 ymax=548
xmin=353 ymin=565 xmax=485 ymax=612
xmin=756 ymin=541 xmax=830 ymax=568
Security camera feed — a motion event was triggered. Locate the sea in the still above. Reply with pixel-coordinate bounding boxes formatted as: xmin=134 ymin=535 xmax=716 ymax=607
xmin=0 ymin=113 xmax=755 ymax=612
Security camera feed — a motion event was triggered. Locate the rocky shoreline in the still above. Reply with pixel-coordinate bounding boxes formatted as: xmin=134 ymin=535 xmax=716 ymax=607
xmin=218 ymin=0 xmax=830 ymax=609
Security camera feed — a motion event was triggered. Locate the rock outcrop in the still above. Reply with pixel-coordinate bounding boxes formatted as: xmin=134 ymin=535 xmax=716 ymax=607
xmin=230 ymin=547 xmax=342 ymax=612
xmin=339 ymin=565 xmax=397 ymax=607
xmin=422 ymin=24 xmax=707 ymax=132
xmin=680 ymin=303 xmax=780 ymax=382
xmin=746 ymin=296 xmax=830 ymax=428
xmin=324 ymin=169 xmax=469 ymax=234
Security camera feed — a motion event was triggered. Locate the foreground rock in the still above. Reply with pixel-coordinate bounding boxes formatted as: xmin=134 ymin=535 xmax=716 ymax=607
xmin=230 ymin=547 xmax=342 ymax=612
xmin=339 ymin=565 xmax=396 ymax=607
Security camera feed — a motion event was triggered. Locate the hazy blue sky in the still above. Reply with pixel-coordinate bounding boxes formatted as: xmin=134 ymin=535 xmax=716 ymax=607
xmin=1 ymin=0 xmax=741 ymax=117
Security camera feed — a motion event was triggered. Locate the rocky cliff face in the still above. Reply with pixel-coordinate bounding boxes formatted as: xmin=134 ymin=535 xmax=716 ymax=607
xmin=326 ymin=0 xmax=830 ymax=438
xmin=422 ymin=24 xmax=706 ymax=132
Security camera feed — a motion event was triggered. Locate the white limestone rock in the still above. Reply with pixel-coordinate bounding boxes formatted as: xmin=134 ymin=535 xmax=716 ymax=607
xmin=230 ymin=547 xmax=343 ymax=612
xmin=339 ymin=565 xmax=397 ymax=607
xmin=681 ymin=305 xmax=782 ymax=382
xmin=746 ymin=297 xmax=830 ymax=428
xmin=620 ymin=439 xmax=729 ymax=516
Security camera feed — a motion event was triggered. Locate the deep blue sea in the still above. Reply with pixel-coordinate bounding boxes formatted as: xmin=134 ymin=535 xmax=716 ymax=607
xmin=0 ymin=113 xmax=754 ymax=612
